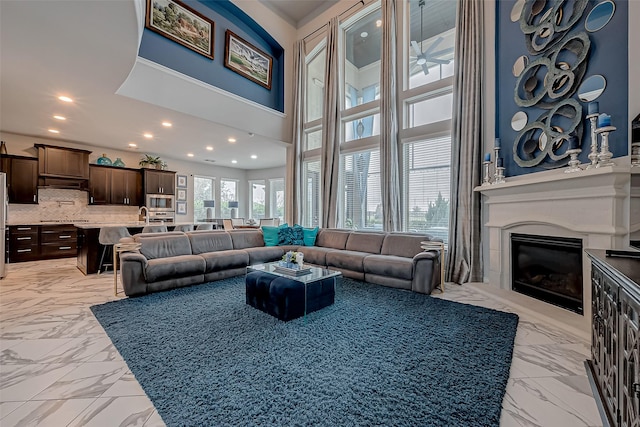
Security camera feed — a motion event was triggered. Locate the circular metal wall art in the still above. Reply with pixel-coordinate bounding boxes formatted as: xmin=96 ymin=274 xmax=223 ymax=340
xmin=577 ymin=74 xmax=606 ymax=101
xmin=511 ymin=111 xmax=529 ymax=131
xmin=512 ymin=55 xmax=529 ymax=77
xmin=585 ymin=0 xmax=615 ymax=32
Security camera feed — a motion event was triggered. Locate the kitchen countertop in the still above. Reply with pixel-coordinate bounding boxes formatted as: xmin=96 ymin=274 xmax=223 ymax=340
xmin=7 ymin=222 xmax=200 ymax=228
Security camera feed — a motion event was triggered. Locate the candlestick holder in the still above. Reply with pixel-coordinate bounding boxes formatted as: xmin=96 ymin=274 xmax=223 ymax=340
xmin=493 ymin=146 xmax=501 ymax=183
xmin=595 ymin=125 xmax=616 ymax=167
xmin=494 ymin=167 xmax=506 ymax=184
xmin=585 ymin=113 xmax=599 ymax=169
xmin=482 ymin=161 xmax=492 ymax=185
xmin=632 ymin=142 xmax=640 ymax=167
xmin=564 ymin=148 xmax=583 ymax=173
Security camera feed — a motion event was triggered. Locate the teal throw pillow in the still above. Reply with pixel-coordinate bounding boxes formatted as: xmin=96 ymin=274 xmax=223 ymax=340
xmin=261 ymin=223 xmax=288 ymax=246
xmin=278 ymin=225 xmax=304 ymax=246
xmin=261 ymin=226 xmax=280 ymax=246
xmin=302 ymin=226 xmax=319 ymax=246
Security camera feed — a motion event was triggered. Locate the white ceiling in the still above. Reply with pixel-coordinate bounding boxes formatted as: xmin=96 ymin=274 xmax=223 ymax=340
xmin=0 ymin=0 xmax=308 ymax=171
xmin=260 ymin=0 xmax=339 ymax=27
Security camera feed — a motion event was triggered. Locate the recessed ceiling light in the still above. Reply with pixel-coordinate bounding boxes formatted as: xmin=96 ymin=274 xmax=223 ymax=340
xmin=206 ymin=146 xmax=214 ymax=151
xmin=128 ymin=143 xmax=137 ymax=148
xmin=53 ymin=115 xmax=66 ymax=121
xmin=187 ymin=153 xmax=194 ymax=157
xmin=250 ymin=155 xmax=257 ymax=159
xmin=48 ymin=129 xmax=60 ymax=134
xmin=58 ymin=96 xmax=73 ymax=103
xmin=228 ymin=138 xmax=236 ymax=143
xmin=376 ymin=19 xmax=382 ymax=27
xmin=231 ymin=160 xmax=237 ymax=164
xmin=360 ymin=31 xmax=368 ymax=38
xmin=162 ymin=121 xmax=172 ymax=127
xmin=143 ymin=133 xmax=153 ymax=139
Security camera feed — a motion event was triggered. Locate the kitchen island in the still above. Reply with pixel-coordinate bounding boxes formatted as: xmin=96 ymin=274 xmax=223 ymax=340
xmin=75 ymin=222 xmax=198 ymax=275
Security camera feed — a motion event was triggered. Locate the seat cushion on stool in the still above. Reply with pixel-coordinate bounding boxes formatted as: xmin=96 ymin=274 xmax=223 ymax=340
xmin=245 ymin=271 xmax=335 ymax=321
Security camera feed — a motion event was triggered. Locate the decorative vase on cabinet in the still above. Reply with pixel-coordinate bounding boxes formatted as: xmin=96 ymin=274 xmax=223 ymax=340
xmin=97 ymin=154 xmax=112 ymax=166
xmin=113 ymin=158 xmax=125 ymax=167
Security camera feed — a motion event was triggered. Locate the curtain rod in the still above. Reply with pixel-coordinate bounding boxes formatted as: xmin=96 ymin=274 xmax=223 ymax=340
xmin=302 ymin=0 xmax=366 ymax=41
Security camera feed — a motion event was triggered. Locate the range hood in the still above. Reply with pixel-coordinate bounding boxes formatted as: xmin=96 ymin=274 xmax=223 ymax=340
xmin=35 ymin=144 xmax=91 ymax=190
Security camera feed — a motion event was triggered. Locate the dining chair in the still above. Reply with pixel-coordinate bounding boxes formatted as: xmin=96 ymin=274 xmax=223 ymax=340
xmin=222 ymin=219 xmax=234 ymax=231
xmin=231 ymin=218 xmax=245 ymax=227
xmin=258 ymin=218 xmax=277 ymax=227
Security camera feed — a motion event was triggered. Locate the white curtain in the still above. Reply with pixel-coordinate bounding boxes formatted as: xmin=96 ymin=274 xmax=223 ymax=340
xmin=447 ymin=0 xmax=484 ymax=284
xmin=380 ymin=0 xmax=401 ymax=231
xmin=285 ymin=40 xmax=304 ymax=225
xmin=320 ymin=17 xmax=341 ymax=228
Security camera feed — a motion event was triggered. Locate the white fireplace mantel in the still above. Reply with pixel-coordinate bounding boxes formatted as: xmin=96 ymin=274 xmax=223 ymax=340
xmin=475 ymin=164 xmax=637 ymax=327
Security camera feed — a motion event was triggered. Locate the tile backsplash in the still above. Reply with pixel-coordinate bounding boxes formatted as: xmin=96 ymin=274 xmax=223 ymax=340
xmin=7 ymin=189 xmax=139 ymax=224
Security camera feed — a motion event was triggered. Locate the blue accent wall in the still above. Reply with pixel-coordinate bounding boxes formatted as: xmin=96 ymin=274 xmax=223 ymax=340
xmin=496 ymin=0 xmax=628 ymax=177
xmin=139 ymin=0 xmax=284 ymax=113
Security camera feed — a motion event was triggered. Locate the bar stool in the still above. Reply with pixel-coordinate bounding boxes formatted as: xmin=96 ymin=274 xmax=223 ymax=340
xmin=98 ymin=227 xmax=132 ymax=274
xmin=196 ymin=223 xmax=213 ymax=230
xmin=142 ymin=225 xmax=168 ymax=233
xmin=174 ymin=224 xmax=194 ymax=232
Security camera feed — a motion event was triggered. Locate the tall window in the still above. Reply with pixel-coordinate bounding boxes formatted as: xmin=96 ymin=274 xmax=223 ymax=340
xmin=341 ymin=150 xmax=381 ymax=229
xmin=193 ymin=176 xmax=215 ymax=220
xmin=220 ymin=179 xmax=237 ymax=218
xmin=269 ymin=178 xmax=285 ymax=221
xmin=403 ymin=136 xmax=451 ymax=242
xmin=302 ymin=160 xmax=321 ymax=227
xmin=249 ymin=180 xmax=266 ymax=220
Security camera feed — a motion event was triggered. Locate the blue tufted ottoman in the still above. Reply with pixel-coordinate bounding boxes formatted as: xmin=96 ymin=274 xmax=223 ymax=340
xmin=245 ymin=268 xmax=338 ymax=321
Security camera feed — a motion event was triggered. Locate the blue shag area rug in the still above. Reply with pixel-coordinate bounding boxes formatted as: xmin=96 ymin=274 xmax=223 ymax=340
xmin=91 ymin=277 xmax=518 ymax=427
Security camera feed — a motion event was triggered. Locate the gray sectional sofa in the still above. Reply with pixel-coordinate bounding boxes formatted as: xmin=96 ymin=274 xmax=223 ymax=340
xmin=119 ymin=228 xmax=442 ymax=297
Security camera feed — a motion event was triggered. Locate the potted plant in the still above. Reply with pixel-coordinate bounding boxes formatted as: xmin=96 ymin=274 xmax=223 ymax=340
xmin=139 ymin=154 xmax=162 ymax=169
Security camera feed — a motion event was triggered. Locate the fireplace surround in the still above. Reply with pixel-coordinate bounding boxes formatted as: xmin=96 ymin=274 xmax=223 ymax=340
xmin=477 ymin=165 xmax=636 ymax=330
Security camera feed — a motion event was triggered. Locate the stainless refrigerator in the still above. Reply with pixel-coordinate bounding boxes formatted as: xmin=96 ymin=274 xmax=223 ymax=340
xmin=0 ymin=172 xmax=6 ymax=278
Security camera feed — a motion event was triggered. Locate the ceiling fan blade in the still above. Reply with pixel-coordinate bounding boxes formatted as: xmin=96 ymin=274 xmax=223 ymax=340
xmin=429 ymin=58 xmax=451 ymax=65
xmin=424 ymin=37 xmax=444 ymax=56
xmin=429 ymin=47 xmax=455 ymax=58
xmin=421 ymin=63 xmax=430 ymax=75
xmin=411 ymin=40 xmax=423 ymax=56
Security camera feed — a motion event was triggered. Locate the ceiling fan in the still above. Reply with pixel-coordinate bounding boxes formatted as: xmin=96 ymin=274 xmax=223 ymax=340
xmin=410 ymin=0 xmax=453 ymax=75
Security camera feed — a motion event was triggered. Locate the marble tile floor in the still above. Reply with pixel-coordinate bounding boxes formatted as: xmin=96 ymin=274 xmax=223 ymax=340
xmin=0 ymin=258 xmax=602 ymax=426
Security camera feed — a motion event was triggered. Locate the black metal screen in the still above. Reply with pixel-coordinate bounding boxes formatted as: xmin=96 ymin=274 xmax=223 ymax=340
xmin=511 ymin=233 xmax=583 ymax=314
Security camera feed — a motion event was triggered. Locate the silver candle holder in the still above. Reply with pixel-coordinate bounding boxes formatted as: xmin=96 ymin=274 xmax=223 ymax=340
xmin=493 ymin=145 xmax=502 ymax=184
xmin=595 ymin=125 xmax=616 ymax=167
xmin=494 ymin=167 xmax=506 ymax=184
xmin=482 ymin=160 xmax=492 ymax=185
xmin=632 ymin=142 xmax=640 ymax=167
xmin=564 ymin=148 xmax=583 ymax=173
xmin=585 ymin=113 xmax=599 ymax=169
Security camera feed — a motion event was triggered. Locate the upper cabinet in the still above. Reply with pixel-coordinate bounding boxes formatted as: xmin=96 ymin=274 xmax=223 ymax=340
xmin=143 ymin=169 xmax=175 ymax=195
xmin=35 ymin=144 xmax=91 ymax=189
xmin=1 ymin=155 xmax=38 ymax=204
xmin=89 ymin=165 xmax=142 ymax=206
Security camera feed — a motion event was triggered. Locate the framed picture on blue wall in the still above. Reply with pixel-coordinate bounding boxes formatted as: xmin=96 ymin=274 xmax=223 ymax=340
xmin=224 ymin=30 xmax=273 ymax=90
xmin=145 ymin=0 xmax=214 ymax=60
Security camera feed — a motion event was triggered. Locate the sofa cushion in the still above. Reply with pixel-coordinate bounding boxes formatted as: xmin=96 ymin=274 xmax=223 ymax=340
xmin=187 ymin=231 xmax=233 ymax=255
xmin=315 ymin=229 xmax=350 ymax=249
xmin=200 ymin=249 xmax=249 ymax=272
xmin=325 ymin=250 xmax=369 ymax=273
xmin=345 ymin=232 xmax=385 ymax=254
xmin=230 ymin=230 xmax=265 ymax=249
xmin=381 ymin=233 xmax=432 ymax=258
xmin=136 ymin=234 xmax=193 ymax=260
xmin=245 ymin=247 xmax=286 ymax=265
xmin=303 ymin=227 xmax=319 ymax=246
xmin=278 ymin=225 xmax=304 ymax=246
xmin=298 ymin=246 xmax=336 ymax=266
xmin=261 ymin=226 xmax=280 ymax=246
xmin=363 ymin=254 xmax=414 ymax=280
xmin=145 ymin=254 xmax=206 ymax=282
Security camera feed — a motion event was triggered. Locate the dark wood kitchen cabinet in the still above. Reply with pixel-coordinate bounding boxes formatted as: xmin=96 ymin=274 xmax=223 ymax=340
xmin=7 ymin=224 xmax=78 ymax=263
xmin=89 ymin=165 xmax=141 ymax=206
xmin=143 ymin=169 xmax=175 ymax=195
xmin=0 ymin=155 xmax=38 ymax=204
xmin=35 ymin=144 xmax=90 ymax=179
xmin=7 ymin=225 xmax=39 ymax=262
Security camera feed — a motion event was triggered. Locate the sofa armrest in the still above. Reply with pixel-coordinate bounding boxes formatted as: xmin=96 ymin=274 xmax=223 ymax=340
xmin=120 ymin=252 xmax=148 ymax=297
xmin=411 ymin=251 xmax=440 ymax=294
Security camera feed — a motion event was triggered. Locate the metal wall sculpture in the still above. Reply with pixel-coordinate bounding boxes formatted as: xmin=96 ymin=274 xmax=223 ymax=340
xmin=509 ymin=0 xmax=600 ymax=168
